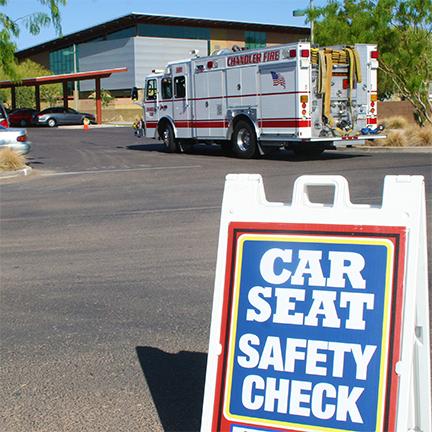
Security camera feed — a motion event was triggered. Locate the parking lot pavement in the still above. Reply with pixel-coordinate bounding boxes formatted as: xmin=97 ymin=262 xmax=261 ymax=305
xmin=1 ymin=127 xmax=431 ymax=431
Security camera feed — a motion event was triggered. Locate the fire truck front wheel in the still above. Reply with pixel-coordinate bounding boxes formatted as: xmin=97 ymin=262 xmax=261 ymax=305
xmin=160 ymin=123 xmax=177 ymax=153
xmin=232 ymin=120 xmax=258 ymax=159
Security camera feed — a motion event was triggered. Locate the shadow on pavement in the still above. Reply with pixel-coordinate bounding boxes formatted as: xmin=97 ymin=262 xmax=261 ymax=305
xmin=127 ymin=142 xmax=229 ymax=158
xmin=27 ymin=157 xmax=44 ymax=166
xmin=127 ymin=143 xmax=168 ymax=152
xmin=136 ymin=346 xmax=207 ymax=432
xmin=126 ymin=143 xmax=370 ymax=161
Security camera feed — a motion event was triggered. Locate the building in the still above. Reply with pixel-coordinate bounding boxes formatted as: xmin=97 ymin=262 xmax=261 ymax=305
xmin=16 ymin=13 xmax=309 ymax=96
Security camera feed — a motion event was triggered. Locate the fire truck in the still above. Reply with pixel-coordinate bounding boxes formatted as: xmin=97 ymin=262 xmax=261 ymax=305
xmin=133 ymin=42 xmax=384 ymax=158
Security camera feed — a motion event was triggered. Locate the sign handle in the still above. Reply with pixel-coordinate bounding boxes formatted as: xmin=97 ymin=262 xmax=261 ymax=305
xmin=292 ymin=175 xmax=352 ymax=209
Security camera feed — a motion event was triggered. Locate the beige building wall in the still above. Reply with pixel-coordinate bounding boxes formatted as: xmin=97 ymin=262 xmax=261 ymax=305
xmin=209 ymin=28 xmax=309 ymax=52
xmin=209 ymin=28 xmax=247 ymax=52
xmin=266 ymin=31 xmax=308 ymax=46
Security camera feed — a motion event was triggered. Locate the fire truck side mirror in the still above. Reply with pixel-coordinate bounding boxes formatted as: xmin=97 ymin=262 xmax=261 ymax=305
xmin=131 ymin=87 xmax=138 ymax=101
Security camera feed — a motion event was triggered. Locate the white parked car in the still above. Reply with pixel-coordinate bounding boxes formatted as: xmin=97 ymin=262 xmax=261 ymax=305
xmin=0 ymin=125 xmax=32 ymax=155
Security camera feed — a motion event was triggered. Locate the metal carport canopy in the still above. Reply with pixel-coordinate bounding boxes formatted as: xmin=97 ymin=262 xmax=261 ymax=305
xmin=0 ymin=67 xmax=128 ymax=124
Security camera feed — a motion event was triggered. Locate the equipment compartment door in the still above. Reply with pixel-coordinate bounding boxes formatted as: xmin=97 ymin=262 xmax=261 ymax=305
xmin=207 ymin=70 xmax=225 ymax=137
xmin=143 ymin=78 xmax=159 ymax=136
xmin=258 ymin=64 xmax=297 ymax=134
xmin=172 ymin=66 xmax=192 ymax=139
xmin=193 ymin=72 xmax=210 ymax=137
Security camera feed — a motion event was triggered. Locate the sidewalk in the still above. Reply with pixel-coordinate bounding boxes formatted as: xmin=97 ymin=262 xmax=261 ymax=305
xmin=58 ymin=122 xmax=131 ymax=129
xmin=354 ymin=145 xmax=432 ymax=153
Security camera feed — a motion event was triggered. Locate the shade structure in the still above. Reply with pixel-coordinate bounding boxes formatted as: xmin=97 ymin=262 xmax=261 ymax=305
xmin=0 ymin=67 xmax=128 ymax=124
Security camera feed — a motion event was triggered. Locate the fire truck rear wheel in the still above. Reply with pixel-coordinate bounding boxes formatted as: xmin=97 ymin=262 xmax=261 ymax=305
xmin=160 ymin=123 xmax=177 ymax=153
xmin=232 ymin=120 xmax=258 ymax=159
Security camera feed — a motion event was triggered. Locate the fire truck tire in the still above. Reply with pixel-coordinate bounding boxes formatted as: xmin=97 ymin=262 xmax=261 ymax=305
xmin=232 ymin=120 xmax=258 ymax=159
xmin=160 ymin=123 xmax=177 ymax=153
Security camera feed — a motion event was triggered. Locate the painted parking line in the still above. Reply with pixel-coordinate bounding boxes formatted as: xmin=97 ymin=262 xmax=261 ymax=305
xmin=41 ymin=165 xmax=202 ymax=176
xmin=117 ymin=205 xmax=220 ymax=216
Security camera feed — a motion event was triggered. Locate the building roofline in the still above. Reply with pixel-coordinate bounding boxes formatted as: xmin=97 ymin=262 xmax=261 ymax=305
xmin=16 ymin=12 xmax=309 ymax=59
xmin=127 ymin=11 xmax=308 ymax=30
xmin=0 ymin=67 xmax=128 ymax=88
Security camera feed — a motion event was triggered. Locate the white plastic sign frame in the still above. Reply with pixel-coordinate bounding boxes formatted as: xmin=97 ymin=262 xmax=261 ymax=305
xmin=201 ymin=174 xmax=430 ymax=432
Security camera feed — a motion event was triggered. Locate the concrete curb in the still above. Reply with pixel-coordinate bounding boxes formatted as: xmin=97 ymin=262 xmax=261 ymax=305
xmin=353 ymin=146 xmax=432 ymax=153
xmin=57 ymin=123 xmax=130 ymax=130
xmin=0 ymin=165 xmax=33 ymax=179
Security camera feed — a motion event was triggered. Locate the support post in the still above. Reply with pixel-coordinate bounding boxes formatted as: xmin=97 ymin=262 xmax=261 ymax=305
xmin=35 ymin=85 xmax=41 ymax=112
xmin=95 ymin=78 xmax=102 ymax=125
xmin=73 ymin=44 xmax=79 ymax=110
xmin=73 ymin=86 xmax=79 ymax=111
xmin=11 ymin=86 xmax=16 ymax=110
xmin=63 ymin=81 xmax=69 ymax=108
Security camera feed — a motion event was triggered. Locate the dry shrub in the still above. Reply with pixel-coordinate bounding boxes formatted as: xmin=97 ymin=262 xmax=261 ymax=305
xmin=365 ymin=138 xmax=381 ymax=146
xmin=383 ymin=116 xmax=409 ymax=129
xmin=0 ymin=148 xmax=26 ymax=171
xmin=409 ymin=126 xmax=432 ymax=147
xmin=403 ymin=126 xmax=419 ymax=146
xmin=381 ymin=130 xmax=408 ymax=147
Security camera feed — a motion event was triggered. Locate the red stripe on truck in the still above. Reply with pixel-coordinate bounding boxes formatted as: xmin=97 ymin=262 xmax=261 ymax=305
xmin=259 ymin=119 xmax=311 ymax=128
xmin=145 ymin=118 xmax=311 ymax=129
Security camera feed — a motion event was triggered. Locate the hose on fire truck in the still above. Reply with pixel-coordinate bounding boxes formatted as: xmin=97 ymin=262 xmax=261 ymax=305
xmin=312 ymin=47 xmax=362 ymax=137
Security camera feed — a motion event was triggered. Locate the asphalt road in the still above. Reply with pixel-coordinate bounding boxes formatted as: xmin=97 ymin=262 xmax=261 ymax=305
xmin=1 ymin=127 xmax=431 ymax=431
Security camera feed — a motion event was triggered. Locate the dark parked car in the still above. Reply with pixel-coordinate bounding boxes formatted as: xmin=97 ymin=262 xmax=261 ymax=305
xmin=0 ymin=102 xmax=9 ymax=128
xmin=9 ymin=108 xmax=37 ymax=127
xmin=34 ymin=107 xmax=96 ymax=127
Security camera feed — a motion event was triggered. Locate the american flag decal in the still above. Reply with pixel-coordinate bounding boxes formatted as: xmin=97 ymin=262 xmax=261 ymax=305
xmin=271 ymin=71 xmax=286 ymax=89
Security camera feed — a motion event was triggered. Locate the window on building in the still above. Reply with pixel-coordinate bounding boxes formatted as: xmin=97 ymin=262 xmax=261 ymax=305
xmin=105 ymin=27 xmax=136 ymax=40
xmin=49 ymin=46 xmax=76 ymax=74
xmin=161 ymin=78 xmax=172 ymax=99
xmin=137 ymin=24 xmax=210 ymax=40
xmin=49 ymin=46 xmax=78 ymax=94
xmin=245 ymin=31 xmax=266 ymax=49
xmin=174 ymin=76 xmax=186 ymax=99
xmin=146 ymin=79 xmax=157 ymax=100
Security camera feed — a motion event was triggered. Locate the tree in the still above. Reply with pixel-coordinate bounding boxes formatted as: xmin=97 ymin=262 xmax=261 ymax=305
xmin=309 ymin=0 xmax=432 ymax=126
xmin=0 ymin=0 xmax=67 ymax=79
xmin=89 ymin=89 xmax=115 ymax=107
xmin=0 ymin=59 xmax=61 ymax=107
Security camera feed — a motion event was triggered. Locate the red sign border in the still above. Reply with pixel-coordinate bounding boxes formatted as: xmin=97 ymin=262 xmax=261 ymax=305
xmin=210 ymin=222 xmax=406 ymax=432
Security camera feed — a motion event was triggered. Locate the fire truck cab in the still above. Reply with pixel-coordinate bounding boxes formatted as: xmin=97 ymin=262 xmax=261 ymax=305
xmin=137 ymin=42 xmax=384 ymax=158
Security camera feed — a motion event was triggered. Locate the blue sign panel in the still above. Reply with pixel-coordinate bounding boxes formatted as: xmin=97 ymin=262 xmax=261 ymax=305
xmin=222 ymin=233 xmax=395 ymax=432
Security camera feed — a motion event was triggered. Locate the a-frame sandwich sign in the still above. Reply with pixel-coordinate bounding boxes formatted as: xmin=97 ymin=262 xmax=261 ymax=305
xmin=201 ymin=175 xmax=430 ymax=432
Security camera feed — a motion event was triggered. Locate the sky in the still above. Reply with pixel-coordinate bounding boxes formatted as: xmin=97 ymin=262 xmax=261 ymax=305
xmin=3 ymin=0 xmax=328 ymax=51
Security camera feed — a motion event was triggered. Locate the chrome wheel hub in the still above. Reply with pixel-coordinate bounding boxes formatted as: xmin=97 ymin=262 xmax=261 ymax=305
xmin=236 ymin=128 xmax=251 ymax=151
xmin=163 ymin=129 xmax=170 ymax=146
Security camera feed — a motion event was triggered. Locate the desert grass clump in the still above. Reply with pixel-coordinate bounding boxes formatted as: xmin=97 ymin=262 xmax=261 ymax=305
xmin=0 ymin=148 xmax=26 ymax=171
xmin=381 ymin=130 xmax=408 ymax=147
xmin=409 ymin=126 xmax=432 ymax=147
xmin=383 ymin=116 xmax=409 ymax=129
